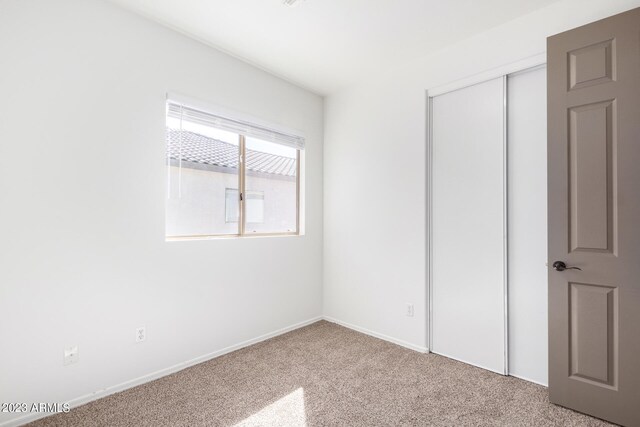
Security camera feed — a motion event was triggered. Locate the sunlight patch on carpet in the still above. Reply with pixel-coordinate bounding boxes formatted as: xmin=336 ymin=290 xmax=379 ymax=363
xmin=234 ymin=388 xmax=306 ymax=427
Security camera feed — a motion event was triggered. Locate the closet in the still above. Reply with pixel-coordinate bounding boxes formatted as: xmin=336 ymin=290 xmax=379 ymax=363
xmin=429 ymin=66 xmax=548 ymax=384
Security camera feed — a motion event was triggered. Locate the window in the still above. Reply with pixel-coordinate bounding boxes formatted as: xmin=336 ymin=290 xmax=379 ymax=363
xmin=165 ymin=100 xmax=303 ymax=239
xmin=225 ymin=189 xmax=240 ymax=224
xmin=245 ymin=191 xmax=265 ymax=224
xmin=225 ymin=189 xmax=264 ymax=224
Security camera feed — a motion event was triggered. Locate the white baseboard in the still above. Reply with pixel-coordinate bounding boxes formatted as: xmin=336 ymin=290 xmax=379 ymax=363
xmin=322 ymin=316 xmax=428 ymax=353
xmin=0 ymin=316 xmax=322 ymax=427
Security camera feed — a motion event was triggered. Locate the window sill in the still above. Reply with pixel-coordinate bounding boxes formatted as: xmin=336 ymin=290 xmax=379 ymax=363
xmin=165 ymin=232 xmax=301 ymax=242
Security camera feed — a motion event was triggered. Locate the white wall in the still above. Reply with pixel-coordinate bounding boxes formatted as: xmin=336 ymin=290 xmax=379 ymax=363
xmin=0 ymin=1 xmax=323 ymax=425
xmin=324 ymin=0 xmax=640 ymax=358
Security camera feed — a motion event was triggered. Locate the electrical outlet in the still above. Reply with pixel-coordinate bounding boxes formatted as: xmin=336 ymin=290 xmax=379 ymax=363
xmin=64 ymin=345 xmax=79 ymax=366
xmin=136 ymin=327 xmax=146 ymax=343
xmin=406 ymin=304 xmax=414 ymax=317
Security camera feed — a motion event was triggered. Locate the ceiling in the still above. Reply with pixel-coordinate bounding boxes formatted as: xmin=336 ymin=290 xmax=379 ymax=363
xmin=109 ymin=0 xmax=560 ymax=95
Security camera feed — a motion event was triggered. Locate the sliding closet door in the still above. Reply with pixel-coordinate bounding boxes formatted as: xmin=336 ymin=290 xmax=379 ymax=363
xmin=507 ymin=67 xmax=548 ymax=385
xmin=431 ymin=77 xmax=506 ymax=374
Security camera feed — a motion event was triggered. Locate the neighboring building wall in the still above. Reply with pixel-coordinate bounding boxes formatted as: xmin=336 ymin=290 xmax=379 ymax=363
xmin=166 ymin=166 xmax=297 ymax=236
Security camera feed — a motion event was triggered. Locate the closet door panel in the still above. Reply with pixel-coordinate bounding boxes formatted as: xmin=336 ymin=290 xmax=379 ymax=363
xmin=431 ymin=77 xmax=506 ymax=374
xmin=507 ymin=67 xmax=548 ymax=385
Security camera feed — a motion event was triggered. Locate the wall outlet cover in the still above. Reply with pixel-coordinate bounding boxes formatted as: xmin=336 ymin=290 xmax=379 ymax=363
xmin=406 ymin=304 xmax=414 ymax=317
xmin=64 ymin=345 xmax=79 ymax=366
xmin=136 ymin=327 xmax=146 ymax=343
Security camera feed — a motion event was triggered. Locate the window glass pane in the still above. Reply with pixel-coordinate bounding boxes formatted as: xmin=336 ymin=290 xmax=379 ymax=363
xmin=224 ymin=189 xmax=263 ymax=223
xmin=244 ymin=137 xmax=297 ymax=234
xmin=166 ymin=118 xmax=240 ymax=237
xmin=225 ymin=189 xmax=239 ymax=223
xmin=246 ymin=191 xmax=265 ymax=224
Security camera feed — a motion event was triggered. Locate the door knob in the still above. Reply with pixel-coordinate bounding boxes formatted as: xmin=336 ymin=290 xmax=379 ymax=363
xmin=552 ymin=261 xmax=582 ymax=271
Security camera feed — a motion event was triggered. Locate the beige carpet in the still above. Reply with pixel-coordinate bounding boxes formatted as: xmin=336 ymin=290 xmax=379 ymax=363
xmin=29 ymin=321 xmax=614 ymax=427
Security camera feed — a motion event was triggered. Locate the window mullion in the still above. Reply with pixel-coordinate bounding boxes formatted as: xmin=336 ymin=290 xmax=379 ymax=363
xmin=239 ymin=134 xmax=246 ymax=236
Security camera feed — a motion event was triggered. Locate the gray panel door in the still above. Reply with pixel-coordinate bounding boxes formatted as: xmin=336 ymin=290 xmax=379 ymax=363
xmin=547 ymin=7 xmax=640 ymax=426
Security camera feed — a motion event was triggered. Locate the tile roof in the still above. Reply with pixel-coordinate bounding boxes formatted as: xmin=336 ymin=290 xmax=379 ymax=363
xmin=167 ymin=128 xmax=296 ymax=177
